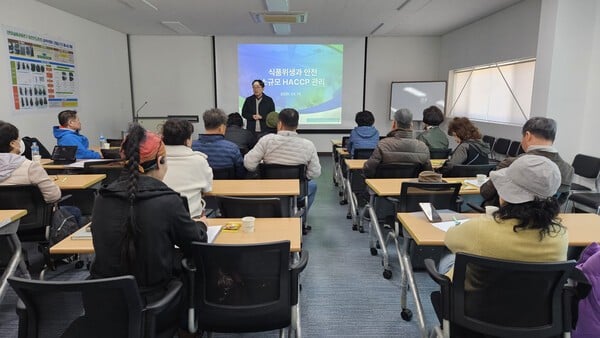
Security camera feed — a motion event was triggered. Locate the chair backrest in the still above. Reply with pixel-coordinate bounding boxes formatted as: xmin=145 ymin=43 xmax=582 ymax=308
xmin=352 ymin=148 xmax=374 ymax=159
xmin=451 ymin=253 xmax=575 ymax=337
xmin=507 ymin=141 xmax=521 ymax=157
xmin=492 ymin=138 xmax=511 ymax=158
xmin=212 ymin=166 xmax=236 ymax=179
xmin=572 ymin=154 xmax=600 ymax=179
xmin=8 ymin=275 xmax=144 ymax=338
xmin=0 ymin=185 xmax=53 ymax=241
xmin=191 ymin=241 xmax=292 ymax=333
xmin=217 ymin=196 xmax=286 ymax=217
xmin=374 ymin=162 xmax=421 ymax=179
xmin=341 ymin=136 xmax=350 ymax=148
xmin=482 ymin=135 xmax=495 ymax=151
xmin=429 ymin=148 xmax=451 ymax=160
xmin=259 ymin=163 xmax=307 ymax=197
xmin=442 ymin=163 xmax=497 ymax=178
xmin=21 ymin=136 xmax=52 ymax=160
xmin=397 ymin=182 xmax=462 ymax=212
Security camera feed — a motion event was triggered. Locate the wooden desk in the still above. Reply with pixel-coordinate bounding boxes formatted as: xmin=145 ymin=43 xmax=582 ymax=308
xmin=365 ymin=177 xmax=480 ymax=196
xmin=50 ymin=217 xmax=302 ymax=254
xmin=395 ymin=211 xmax=600 ymax=336
xmin=204 ymin=179 xmax=299 ymax=197
xmin=331 ymin=139 xmax=342 ymax=147
xmin=53 ymin=174 xmax=106 ymax=190
xmin=343 ymin=159 xmax=446 ymax=170
xmin=0 ymin=209 xmax=30 ymax=303
xmin=399 ymin=212 xmax=600 ymax=247
xmin=42 ymin=159 xmax=124 ymax=171
xmin=336 ymin=147 xmax=349 ymax=156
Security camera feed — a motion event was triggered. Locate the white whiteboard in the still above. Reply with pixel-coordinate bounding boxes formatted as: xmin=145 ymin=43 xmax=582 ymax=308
xmin=389 ymin=81 xmax=447 ymax=121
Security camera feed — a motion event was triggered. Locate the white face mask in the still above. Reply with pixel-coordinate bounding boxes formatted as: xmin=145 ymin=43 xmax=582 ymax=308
xmin=19 ymin=139 xmax=25 ymax=155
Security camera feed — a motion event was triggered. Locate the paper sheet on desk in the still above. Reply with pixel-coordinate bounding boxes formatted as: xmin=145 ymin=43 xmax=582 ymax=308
xmin=64 ymin=159 xmax=112 ymax=168
xmin=431 ymin=219 xmax=469 ymax=232
xmin=463 ymin=179 xmax=489 ymax=188
xmin=207 ymin=225 xmax=223 ymax=243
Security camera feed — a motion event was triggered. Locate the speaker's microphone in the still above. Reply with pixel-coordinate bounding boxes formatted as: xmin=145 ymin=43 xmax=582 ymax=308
xmin=134 ymin=101 xmax=148 ymax=121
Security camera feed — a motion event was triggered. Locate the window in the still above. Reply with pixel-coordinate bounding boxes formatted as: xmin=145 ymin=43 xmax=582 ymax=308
xmin=449 ymin=59 xmax=535 ymax=125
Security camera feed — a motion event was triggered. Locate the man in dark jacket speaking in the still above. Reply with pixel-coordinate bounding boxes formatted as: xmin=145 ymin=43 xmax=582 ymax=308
xmin=241 ymin=79 xmax=275 ymax=137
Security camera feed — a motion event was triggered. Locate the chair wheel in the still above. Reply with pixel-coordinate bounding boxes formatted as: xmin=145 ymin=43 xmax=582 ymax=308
xmin=75 ymin=261 xmax=84 ymax=269
xmin=358 ymin=226 xmax=365 ymax=233
xmin=352 ymin=224 xmax=358 ymax=231
xmin=376 ymin=241 xmax=381 ymax=249
xmin=338 ymin=191 xmax=343 ymax=197
xmin=370 ymin=247 xmax=378 ymax=256
xmin=339 ymin=200 xmax=348 ymax=205
xmin=401 ymin=308 xmax=413 ymax=321
xmin=346 ymin=213 xmax=352 ymax=219
xmin=383 ymin=269 xmax=392 ymax=279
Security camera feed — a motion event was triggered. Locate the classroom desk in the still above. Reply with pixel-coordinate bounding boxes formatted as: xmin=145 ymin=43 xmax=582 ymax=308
xmin=42 ymin=158 xmax=123 ymax=173
xmin=204 ymin=179 xmax=300 ymax=216
xmin=50 ymin=217 xmax=302 ymax=254
xmin=395 ymin=212 xmax=600 ymax=337
xmin=0 ymin=209 xmax=30 ymax=304
xmin=331 ymin=139 xmax=343 ymax=187
xmin=360 ymin=177 xmax=480 ymax=281
xmin=53 ymin=174 xmax=106 ymax=190
xmin=343 ymin=159 xmax=369 ymax=229
xmin=340 ymin=158 xmax=447 ymax=171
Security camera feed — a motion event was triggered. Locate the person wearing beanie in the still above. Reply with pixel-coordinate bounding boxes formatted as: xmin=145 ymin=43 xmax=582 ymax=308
xmin=90 ymin=123 xmax=207 ymax=335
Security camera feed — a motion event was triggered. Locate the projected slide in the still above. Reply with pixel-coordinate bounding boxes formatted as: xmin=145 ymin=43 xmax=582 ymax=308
xmin=238 ymin=44 xmax=343 ymax=125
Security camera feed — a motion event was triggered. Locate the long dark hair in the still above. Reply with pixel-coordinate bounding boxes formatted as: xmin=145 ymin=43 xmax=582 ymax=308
xmin=493 ymin=197 xmax=563 ymax=240
xmin=120 ymin=123 xmax=146 ymax=271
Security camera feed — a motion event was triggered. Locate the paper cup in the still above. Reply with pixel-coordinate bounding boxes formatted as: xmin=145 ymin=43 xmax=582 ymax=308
xmin=485 ymin=206 xmax=499 ymax=216
xmin=241 ymin=216 xmax=255 ymax=233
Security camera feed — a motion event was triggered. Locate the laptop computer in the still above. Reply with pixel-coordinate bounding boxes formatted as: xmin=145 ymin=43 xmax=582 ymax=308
xmin=51 ymin=145 xmax=77 ymax=164
xmin=100 ymin=148 xmax=121 ymax=159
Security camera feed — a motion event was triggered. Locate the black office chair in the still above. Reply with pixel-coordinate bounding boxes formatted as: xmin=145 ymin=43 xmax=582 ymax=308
xmin=341 ymin=136 xmax=350 ymax=149
xmin=352 ymin=148 xmax=374 ymax=159
xmin=507 ymin=140 xmax=522 ymax=157
xmin=8 ymin=275 xmax=182 ymax=338
xmin=183 ymin=241 xmax=308 ymax=336
xmin=569 ymin=193 xmax=600 ymax=214
xmin=212 ymin=166 xmax=236 ymax=179
xmin=491 ymin=137 xmax=511 ymax=160
xmin=429 ymin=148 xmax=451 ymax=160
xmin=373 ymin=162 xmax=422 ymax=178
xmin=0 ymin=185 xmax=53 ymax=242
xmin=259 ymin=164 xmax=310 ymax=233
xmin=217 ymin=196 xmax=286 ymax=218
xmin=425 ymin=253 xmax=578 ymax=338
xmin=384 ymin=182 xmax=462 ymax=277
xmin=570 ymin=154 xmax=600 ymax=191
xmin=442 ymin=163 xmax=497 ymax=177
xmin=481 ymin=135 xmax=495 ymax=153
xmin=21 ymin=136 xmax=52 ymax=160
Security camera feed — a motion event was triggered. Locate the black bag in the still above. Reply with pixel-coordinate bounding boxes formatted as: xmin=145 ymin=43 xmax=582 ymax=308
xmin=49 ymin=206 xmax=79 ymax=246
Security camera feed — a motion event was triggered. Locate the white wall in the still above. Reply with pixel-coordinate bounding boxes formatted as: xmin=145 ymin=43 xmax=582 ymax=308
xmin=0 ymin=0 xmax=131 ymax=149
xmin=532 ymin=0 xmax=600 ymax=162
xmin=440 ymin=0 xmax=541 ymax=142
xmin=129 ymin=35 xmax=214 ymax=135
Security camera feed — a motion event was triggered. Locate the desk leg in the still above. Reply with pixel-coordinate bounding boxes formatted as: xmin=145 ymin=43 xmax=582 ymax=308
xmin=399 ymin=228 xmax=427 ymax=338
xmin=366 ymin=192 xmax=390 ymax=277
xmin=0 ymin=233 xmax=30 ymax=304
xmin=346 ymin=170 xmax=357 ymax=225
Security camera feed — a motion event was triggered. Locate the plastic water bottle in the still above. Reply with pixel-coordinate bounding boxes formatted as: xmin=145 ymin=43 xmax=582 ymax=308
xmin=31 ymin=142 xmax=40 ymax=162
xmin=99 ymin=134 xmax=106 ymax=148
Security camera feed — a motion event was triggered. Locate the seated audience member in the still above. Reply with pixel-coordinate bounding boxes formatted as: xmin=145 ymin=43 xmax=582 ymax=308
xmin=363 ymin=108 xmax=431 ymax=177
xmin=480 ymin=117 xmax=574 ymax=206
xmin=416 ymin=106 xmax=449 ymax=151
xmin=572 ymin=242 xmax=600 ymax=338
xmin=224 ymin=112 xmax=256 ymax=153
xmin=347 ymin=110 xmax=379 ymax=157
xmin=162 ymin=118 xmax=213 ymax=218
xmin=244 ymin=108 xmax=321 ymax=215
xmin=0 ymin=121 xmax=60 ymax=203
xmin=432 ymin=155 xmax=568 ymax=330
xmin=90 ymin=123 xmax=207 ymax=334
xmin=53 ymin=110 xmax=101 ymax=159
xmin=445 ymin=117 xmax=490 ymax=166
xmin=257 ymin=111 xmax=279 ymax=139
xmin=192 ymin=108 xmax=246 ymax=178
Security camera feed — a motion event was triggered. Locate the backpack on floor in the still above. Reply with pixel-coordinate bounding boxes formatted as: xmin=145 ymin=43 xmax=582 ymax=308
xmin=49 ymin=206 xmax=79 ymax=246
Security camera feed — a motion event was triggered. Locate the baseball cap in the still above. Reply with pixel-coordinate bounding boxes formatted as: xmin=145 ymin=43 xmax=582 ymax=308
xmin=490 ymin=154 xmax=561 ymax=204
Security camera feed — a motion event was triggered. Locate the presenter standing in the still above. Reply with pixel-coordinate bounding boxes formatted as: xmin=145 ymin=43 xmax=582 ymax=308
xmin=241 ymin=79 xmax=275 ymax=137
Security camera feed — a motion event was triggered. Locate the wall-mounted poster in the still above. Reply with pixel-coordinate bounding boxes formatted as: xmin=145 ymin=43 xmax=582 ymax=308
xmin=5 ymin=27 xmax=78 ymax=110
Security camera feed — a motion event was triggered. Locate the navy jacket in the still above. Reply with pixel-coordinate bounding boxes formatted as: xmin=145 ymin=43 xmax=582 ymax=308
xmin=192 ymin=134 xmax=246 ymax=178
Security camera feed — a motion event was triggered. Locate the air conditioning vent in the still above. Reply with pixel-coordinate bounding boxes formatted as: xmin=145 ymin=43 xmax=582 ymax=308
xmin=250 ymin=11 xmax=308 ymax=24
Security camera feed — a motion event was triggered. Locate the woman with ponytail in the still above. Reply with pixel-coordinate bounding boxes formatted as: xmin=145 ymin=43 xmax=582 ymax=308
xmin=90 ymin=123 xmax=206 ymax=333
